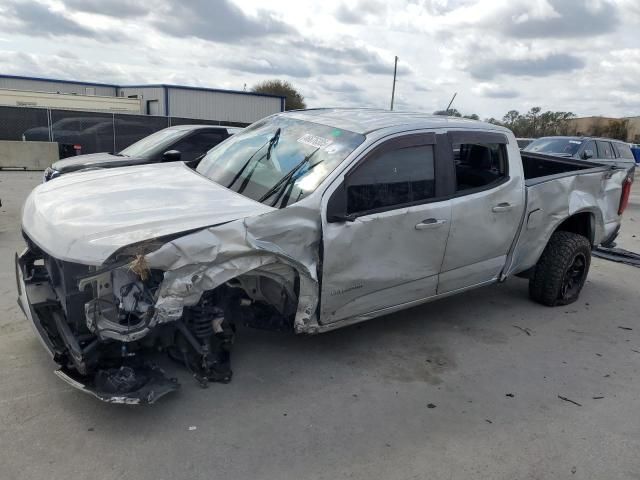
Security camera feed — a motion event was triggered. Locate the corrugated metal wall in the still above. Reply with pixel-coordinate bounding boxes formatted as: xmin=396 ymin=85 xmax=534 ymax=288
xmin=0 ymin=77 xmax=116 ymax=97
xmin=0 ymin=76 xmax=283 ymax=124
xmin=117 ymin=87 xmax=166 ymax=115
xmin=167 ymin=88 xmax=281 ymax=123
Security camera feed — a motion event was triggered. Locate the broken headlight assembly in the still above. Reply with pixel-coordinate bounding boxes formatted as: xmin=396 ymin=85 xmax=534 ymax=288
xmin=80 ymin=257 xmax=162 ymax=343
xmin=79 ymin=255 xmax=235 ymax=390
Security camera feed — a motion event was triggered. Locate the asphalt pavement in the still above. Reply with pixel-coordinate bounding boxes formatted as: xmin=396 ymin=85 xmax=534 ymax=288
xmin=1 ymin=171 xmax=639 ymax=480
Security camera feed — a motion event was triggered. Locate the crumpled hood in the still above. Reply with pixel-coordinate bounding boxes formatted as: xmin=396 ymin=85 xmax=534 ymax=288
xmin=22 ymin=162 xmax=275 ymax=265
xmin=51 ymin=153 xmax=148 ymax=173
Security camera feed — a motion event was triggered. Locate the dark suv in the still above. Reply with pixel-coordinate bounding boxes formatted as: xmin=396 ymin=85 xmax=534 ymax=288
xmin=43 ymin=125 xmax=241 ymax=182
xmin=524 ymin=136 xmax=636 ymax=170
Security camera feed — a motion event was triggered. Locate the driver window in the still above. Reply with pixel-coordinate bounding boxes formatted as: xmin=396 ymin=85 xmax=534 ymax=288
xmin=582 ymin=140 xmax=596 ymax=158
xmin=347 ymin=145 xmax=435 ymax=215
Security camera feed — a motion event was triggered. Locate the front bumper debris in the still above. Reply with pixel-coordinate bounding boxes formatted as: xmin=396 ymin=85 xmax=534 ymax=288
xmin=16 ymin=247 xmax=181 ymax=404
xmin=55 ymin=365 xmax=179 ymax=405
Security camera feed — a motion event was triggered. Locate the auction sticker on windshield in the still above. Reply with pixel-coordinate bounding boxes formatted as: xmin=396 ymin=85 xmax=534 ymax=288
xmin=297 ymin=133 xmax=332 ymax=149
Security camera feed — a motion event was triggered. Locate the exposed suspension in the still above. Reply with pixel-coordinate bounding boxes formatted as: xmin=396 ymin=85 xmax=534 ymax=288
xmin=169 ymin=291 xmax=234 ymax=387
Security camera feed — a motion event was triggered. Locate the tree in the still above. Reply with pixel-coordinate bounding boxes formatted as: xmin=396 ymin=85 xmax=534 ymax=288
xmin=526 ymin=107 xmax=542 ymax=137
xmin=496 ymin=108 xmax=575 ymax=137
xmin=252 ymin=79 xmax=306 ymax=110
xmin=502 ymin=110 xmax=520 ymax=129
xmin=606 ymin=119 xmax=629 ymax=140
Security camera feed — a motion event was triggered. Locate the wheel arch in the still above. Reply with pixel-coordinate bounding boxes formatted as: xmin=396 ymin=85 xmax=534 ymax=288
xmin=554 ymin=210 xmax=596 ymax=246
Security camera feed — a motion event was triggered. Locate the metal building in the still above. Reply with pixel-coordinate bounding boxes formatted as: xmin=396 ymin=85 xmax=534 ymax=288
xmin=118 ymin=84 xmax=284 ymax=123
xmin=0 ymin=74 xmax=285 ymax=124
xmin=0 ymin=75 xmax=117 ymax=97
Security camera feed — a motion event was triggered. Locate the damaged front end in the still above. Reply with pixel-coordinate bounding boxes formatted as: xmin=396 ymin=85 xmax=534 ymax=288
xmin=16 ymin=218 xmax=318 ymax=404
xmin=16 ymin=239 xmax=239 ymax=404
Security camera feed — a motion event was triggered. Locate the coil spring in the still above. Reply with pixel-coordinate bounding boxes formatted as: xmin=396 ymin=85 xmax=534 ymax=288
xmin=185 ymin=300 xmax=223 ymax=341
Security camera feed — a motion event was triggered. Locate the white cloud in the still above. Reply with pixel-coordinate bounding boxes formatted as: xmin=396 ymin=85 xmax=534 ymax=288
xmin=472 ymin=83 xmax=519 ymax=99
xmin=0 ymin=0 xmax=635 ymax=119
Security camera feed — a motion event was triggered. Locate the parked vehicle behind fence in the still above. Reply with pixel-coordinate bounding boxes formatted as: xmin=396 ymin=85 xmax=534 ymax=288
xmin=42 ymin=124 xmax=241 ymax=181
xmin=16 ymin=109 xmax=633 ymax=404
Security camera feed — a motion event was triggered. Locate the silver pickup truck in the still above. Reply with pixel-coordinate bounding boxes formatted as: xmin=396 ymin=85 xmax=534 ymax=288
xmin=16 ymin=109 xmax=633 ymax=403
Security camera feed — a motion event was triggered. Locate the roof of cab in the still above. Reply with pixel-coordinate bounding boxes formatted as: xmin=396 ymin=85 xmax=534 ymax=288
xmin=535 ymin=135 xmax=630 ymax=145
xmin=282 ymin=108 xmax=510 ymax=135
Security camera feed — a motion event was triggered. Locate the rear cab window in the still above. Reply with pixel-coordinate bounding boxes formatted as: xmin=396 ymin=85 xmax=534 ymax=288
xmin=613 ymin=142 xmax=635 ymax=160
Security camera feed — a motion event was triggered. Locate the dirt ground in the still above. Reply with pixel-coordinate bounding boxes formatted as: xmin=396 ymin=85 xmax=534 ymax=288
xmin=1 ymin=171 xmax=639 ymax=480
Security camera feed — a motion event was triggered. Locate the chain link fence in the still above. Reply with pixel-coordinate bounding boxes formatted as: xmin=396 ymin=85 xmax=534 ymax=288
xmin=0 ymin=105 xmax=249 ymax=158
xmin=0 ymin=105 xmax=49 ymax=142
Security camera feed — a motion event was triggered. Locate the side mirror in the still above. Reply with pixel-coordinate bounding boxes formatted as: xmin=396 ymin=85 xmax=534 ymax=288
xmin=162 ymin=150 xmax=181 ymax=162
xmin=326 ymin=182 xmax=351 ymax=223
xmin=582 ymin=149 xmax=594 ymax=160
xmin=326 ymin=182 xmax=359 ymax=223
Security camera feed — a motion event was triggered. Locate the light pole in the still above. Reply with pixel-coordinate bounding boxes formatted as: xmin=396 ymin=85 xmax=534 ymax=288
xmin=390 ymin=56 xmax=398 ymax=111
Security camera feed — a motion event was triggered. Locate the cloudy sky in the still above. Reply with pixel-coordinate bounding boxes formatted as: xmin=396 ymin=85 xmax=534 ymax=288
xmin=0 ymin=0 xmax=638 ymax=120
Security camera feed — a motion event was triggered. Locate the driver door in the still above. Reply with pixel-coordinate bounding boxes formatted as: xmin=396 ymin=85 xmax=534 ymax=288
xmin=320 ymin=132 xmax=452 ymax=324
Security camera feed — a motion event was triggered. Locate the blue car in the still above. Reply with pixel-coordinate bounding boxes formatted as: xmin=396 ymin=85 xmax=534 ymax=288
xmin=631 ymin=144 xmax=640 ymax=164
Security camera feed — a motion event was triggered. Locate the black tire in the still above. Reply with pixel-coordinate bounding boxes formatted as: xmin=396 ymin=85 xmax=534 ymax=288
xmin=529 ymin=231 xmax=591 ymax=306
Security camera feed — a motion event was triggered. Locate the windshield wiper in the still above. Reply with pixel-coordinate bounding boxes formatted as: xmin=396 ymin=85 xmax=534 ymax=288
xmin=258 ymin=148 xmax=321 ymax=207
xmin=227 ymin=128 xmax=281 ymax=191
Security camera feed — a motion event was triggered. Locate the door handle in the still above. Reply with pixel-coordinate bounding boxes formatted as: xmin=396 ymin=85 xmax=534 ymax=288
xmin=415 ymin=218 xmax=447 ymax=230
xmin=492 ymin=203 xmax=512 ymax=213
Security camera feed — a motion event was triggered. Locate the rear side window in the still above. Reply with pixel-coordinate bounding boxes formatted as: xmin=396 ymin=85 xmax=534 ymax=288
xmin=596 ymin=141 xmax=614 ymax=159
xmin=347 ymin=145 xmax=435 ymax=214
xmin=454 ymin=143 xmax=507 ymax=191
xmin=613 ymin=142 xmax=635 ymax=160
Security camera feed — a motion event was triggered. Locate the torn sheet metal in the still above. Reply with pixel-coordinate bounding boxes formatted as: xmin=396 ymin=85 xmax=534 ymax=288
xmin=144 ymin=203 xmax=322 ymax=333
xmin=20 ymin=162 xmax=275 ymax=265
xmin=505 ymin=167 xmax=627 ymax=277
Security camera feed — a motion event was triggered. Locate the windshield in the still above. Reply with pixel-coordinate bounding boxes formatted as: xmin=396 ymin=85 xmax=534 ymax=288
xmin=516 ymin=139 xmax=533 ymax=149
xmin=196 ymin=116 xmax=365 ymax=208
xmin=524 ymin=138 xmax=583 ymax=156
xmin=119 ymin=128 xmax=188 ymax=158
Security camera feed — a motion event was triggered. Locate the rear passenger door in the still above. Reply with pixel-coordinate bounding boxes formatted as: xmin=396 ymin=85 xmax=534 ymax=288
xmin=596 ymin=140 xmax=614 ymax=164
xmin=438 ymin=131 xmax=525 ymax=293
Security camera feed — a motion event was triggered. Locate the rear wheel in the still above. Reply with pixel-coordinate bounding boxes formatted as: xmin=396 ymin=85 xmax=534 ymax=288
xmin=529 ymin=231 xmax=591 ymax=306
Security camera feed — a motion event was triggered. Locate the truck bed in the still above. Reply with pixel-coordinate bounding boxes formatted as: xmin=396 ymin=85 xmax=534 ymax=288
xmin=504 ymin=151 xmax=627 ymax=278
xmin=521 ymin=151 xmax=606 ymax=185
